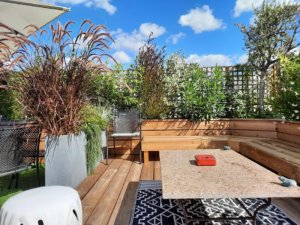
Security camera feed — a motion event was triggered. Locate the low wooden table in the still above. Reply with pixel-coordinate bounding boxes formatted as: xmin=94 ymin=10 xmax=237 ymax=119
xmin=160 ymin=149 xmax=300 ymax=225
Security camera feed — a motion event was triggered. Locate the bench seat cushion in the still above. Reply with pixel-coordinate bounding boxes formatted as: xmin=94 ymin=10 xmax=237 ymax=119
xmin=111 ymin=132 xmax=140 ymax=137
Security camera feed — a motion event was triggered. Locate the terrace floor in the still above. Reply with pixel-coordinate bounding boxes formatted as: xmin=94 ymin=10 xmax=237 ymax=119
xmin=77 ymin=154 xmax=300 ymax=225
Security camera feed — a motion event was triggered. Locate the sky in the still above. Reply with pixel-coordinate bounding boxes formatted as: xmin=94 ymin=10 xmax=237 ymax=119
xmin=43 ymin=0 xmax=297 ymax=67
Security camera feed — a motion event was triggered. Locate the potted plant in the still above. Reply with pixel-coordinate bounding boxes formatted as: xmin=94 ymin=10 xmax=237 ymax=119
xmin=8 ymin=20 xmax=114 ymax=187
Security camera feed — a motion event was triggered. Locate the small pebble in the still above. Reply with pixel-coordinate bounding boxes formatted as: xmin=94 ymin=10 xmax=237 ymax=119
xmin=223 ymin=146 xmax=231 ymax=150
xmin=279 ymin=176 xmax=297 ymax=187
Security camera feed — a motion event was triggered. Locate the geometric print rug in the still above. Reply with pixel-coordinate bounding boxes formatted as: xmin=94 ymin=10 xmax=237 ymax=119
xmin=130 ymin=181 xmax=297 ymax=225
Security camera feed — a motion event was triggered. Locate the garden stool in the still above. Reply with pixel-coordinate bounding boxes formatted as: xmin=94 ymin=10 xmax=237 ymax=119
xmin=0 ymin=186 xmax=82 ymax=225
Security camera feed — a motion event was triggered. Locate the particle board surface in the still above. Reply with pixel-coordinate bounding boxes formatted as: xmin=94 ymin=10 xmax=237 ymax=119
xmin=160 ymin=149 xmax=300 ymax=199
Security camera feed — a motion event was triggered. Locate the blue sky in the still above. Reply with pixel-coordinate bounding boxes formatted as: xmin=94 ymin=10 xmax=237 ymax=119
xmin=43 ymin=0 xmax=295 ymax=66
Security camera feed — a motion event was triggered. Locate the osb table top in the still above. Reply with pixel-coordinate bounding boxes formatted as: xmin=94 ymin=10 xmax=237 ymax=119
xmin=160 ymin=149 xmax=300 ymax=199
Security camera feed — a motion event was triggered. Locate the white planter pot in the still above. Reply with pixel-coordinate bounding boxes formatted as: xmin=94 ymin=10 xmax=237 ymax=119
xmin=45 ymin=132 xmax=87 ymax=188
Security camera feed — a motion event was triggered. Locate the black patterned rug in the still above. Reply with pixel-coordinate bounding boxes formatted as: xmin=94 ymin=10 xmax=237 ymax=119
xmin=130 ymin=181 xmax=297 ymax=225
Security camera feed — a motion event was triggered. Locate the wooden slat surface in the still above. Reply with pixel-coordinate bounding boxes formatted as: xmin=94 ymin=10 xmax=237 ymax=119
xmin=142 ymin=119 xmax=230 ymax=130
xmin=246 ymin=141 xmax=300 ymax=165
xmin=142 ymin=130 xmax=230 ymax=136
xmin=85 ymin=157 xmax=133 ymax=225
xmin=239 ymin=142 xmax=300 ymax=183
xmin=229 ymin=120 xmax=278 ymax=131
xmin=277 ymin=122 xmax=300 ymax=136
xmin=82 ymin=158 xmax=124 ymax=224
xmin=154 ymin=160 xmax=161 ymax=180
xmin=278 ymin=132 xmax=300 ymax=145
xmin=140 ymin=160 xmax=154 ymax=180
xmin=107 ymin=157 xmax=142 ymax=225
xmin=114 ymin=182 xmax=139 ymax=225
xmin=230 ymin=130 xmax=277 ymax=138
xmin=77 ymin=159 xmax=112 ymax=199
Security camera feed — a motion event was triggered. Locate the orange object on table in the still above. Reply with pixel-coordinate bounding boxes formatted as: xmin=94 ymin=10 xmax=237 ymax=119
xmin=195 ymin=154 xmax=216 ymax=166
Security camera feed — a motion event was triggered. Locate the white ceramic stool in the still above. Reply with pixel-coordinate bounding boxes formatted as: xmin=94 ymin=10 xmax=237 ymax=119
xmin=0 ymin=186 xmax=82 ymax=225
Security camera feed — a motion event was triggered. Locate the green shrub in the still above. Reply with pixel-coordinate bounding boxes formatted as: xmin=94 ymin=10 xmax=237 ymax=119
xmin=270 ymin=55 xmax=300 ymax=121
xmin=165 ymin=52 xmax=186 ymax=118
xmin=0 ymin=89 xmax=23 ymax=120
xmin=223 ymin=69 xmax=248 ymax=118
xmin=182 ymin=65 xmax=225 ymax=120
xmin=90 ymin=64 xmax=140 ymax=110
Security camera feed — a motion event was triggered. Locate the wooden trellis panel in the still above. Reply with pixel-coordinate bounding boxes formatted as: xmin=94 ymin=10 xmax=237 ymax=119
xmin=201 ymin=66 xmax=275 ymax=114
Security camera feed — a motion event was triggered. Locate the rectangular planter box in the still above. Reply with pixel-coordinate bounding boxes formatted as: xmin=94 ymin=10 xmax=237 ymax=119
xmin=45 ymin=132 xmax=87 ymax=188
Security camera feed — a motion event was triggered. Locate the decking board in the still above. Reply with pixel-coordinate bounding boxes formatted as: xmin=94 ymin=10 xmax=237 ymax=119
xmin=82 ymin=158 xmax=124 ymax=224
xmin=77 ymin=159 xmax=112 ymax=199
xmin=85 ymin=157 xmax=133 ymax=225
xmin=108 ymin=157 xmax=142 ymax=225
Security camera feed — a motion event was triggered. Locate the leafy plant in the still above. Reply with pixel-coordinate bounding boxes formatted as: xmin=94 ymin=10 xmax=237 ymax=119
xmin=165 ymin=52 xmax=187 ymax=118
xmin=236 ymin=0 xmax=300 ymax=114
xmin=0 ymin=86 xmax=23 ymax=120
xmin=90 ymin=63 xmax=141 ymax=110
xmin=81 ymin=104 xmax=112 ymax=174
xmin=182 ymin=65 xmax=225 ymax=120
xmin=223 ymin=66 xmax=249 ymax=118
xmin=8 ymin=20 xmax=113 ymax=135
xmin=269 ymin=54 xmax=300 ymax=120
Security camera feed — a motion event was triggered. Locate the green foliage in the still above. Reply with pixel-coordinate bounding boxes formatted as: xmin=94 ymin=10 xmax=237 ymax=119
xmin=165 ymin=54 xmax=250 ymax=120
xmin=81 ymin=105 xmax=111 ymax=174
xmin=223 ymin=65 xmax=250 ymax=118
xmin=182 ymin=65 xmax=225 ymax=120
xmin=165 ymin=52 xmax=186 ymax=118
xmin=270 ymin=55 xmax=300 ymax=120
xmin=90 ymin=64 xmax=141 ymax=109
xmin=0 ymin=89 xmax=23 ymax=120
xmin=236 ymin=0 xmax=300 ymax=114
xmin=0 ymin=72 xmax=24 ymax=120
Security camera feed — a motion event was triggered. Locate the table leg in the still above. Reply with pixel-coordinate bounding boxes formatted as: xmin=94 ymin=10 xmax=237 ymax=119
xmin=253 ymin=198 xmax=271 ymax=225
xmin=177 ymin=199 xmax=189 ymax=225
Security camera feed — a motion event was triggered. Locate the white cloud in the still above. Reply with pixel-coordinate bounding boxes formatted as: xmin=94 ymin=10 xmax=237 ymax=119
xmin=167 ymin=32 xmax=186 ymax=44
xmin=139 ymin=23 xmax=166 ymax=38
xmin=44 ymin=0 xmax=117 ymax=15
xmin=73 ymin=36 xmax=92 ymax=50
xmin=233 ymin=0 xmax=263 ymax=17
xmin=179 ymin=5 xmax=225 ymax=33
xmin=112 ymin=51 xmax=131 ymax=64
xmin=234 ymin=0 xmax=297 ymax=17
xmin=237 ymin=54 xmax=248 ymax=64
xmin=291 ymin=46 xmax=300 ymax=54
xmin=111 ymin=23 xmax=166 ymax=53
xmin=186 ymin=54 xmax=233 ymax=66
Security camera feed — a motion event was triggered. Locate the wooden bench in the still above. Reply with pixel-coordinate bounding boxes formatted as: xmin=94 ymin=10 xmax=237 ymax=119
xmin=142 ymin=135 xmax=300 ymax=183
xmin=141 ymin=135 xmax=264 ymax=162
xmin=240 ymin=139 xmax=300 ymax=184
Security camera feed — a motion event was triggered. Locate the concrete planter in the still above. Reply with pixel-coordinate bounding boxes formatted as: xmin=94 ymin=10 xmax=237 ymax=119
xmin=45 ymin=132 xmax=87 ymax=188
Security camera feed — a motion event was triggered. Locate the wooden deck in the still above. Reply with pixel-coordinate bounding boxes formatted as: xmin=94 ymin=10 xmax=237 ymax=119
xmin=77 ymin=155 xmax=300 ymax=225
